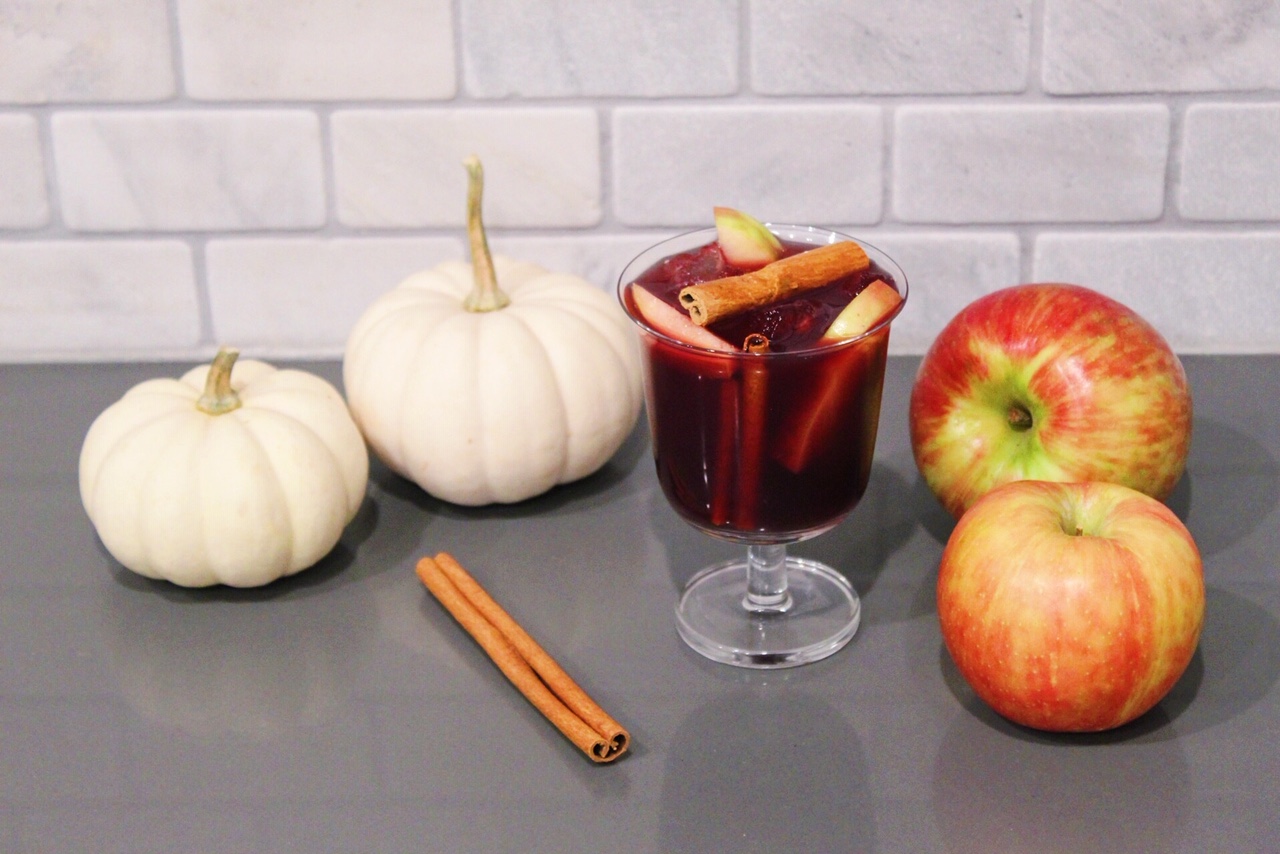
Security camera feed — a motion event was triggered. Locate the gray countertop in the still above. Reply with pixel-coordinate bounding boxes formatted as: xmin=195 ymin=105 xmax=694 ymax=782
xmin=3 ymin=355 xmax=1277 ymax=853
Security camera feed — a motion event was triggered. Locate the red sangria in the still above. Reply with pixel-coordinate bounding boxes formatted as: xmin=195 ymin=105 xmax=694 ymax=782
xmin=618 ymin=218 xmax=907 ymax=668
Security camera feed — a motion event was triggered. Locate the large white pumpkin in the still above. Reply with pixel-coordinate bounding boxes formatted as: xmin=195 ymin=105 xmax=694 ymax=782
xmin=342 ymin=157 xmax=642 ymax=506
xmin=79 ymin=349 xmax=369 ymax=588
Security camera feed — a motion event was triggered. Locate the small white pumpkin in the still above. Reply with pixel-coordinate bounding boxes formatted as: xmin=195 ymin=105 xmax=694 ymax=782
xmin=342 ymin=157 xmax=642 ymax=505
xmin=79 ymin=349 xmax=369 ymax=588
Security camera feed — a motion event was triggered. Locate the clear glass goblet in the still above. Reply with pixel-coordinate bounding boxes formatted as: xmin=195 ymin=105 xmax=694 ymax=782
xmin=618 ymin=225 xmax=908 ymax=668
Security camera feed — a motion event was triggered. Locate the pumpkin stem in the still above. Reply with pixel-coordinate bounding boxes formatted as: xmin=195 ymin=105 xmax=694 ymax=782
xmin=462 ymin=155 xmax=510 ymax=313
xmin=196 ymin=346 xmax=243 ymax=415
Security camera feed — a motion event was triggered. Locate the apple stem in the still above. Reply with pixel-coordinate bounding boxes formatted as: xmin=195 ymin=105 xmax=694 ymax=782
xmin=196 ymin=346 xmax=243 ymax=415
xmin=1007 ymin=404 xmax=1033 ymax=432
xmin=462 ymin=155 xmax=510 ymax=313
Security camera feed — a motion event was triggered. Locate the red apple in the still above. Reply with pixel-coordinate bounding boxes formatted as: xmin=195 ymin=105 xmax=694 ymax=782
xmin=938 ymin=479 xmax=1204 ymax=732
xmin=909 ymin=283 xmax=1192 ymax=519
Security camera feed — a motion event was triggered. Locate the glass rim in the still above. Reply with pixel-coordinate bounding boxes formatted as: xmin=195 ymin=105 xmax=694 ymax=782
xmin=616 ymin=224 xmax=909 ymax=357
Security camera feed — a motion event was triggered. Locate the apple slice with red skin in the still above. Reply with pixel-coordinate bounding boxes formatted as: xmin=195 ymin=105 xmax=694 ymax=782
xmin=630 ymin=285 xmax=736 ymax=352
xmin=775 ymin=280 xmax=902 ymax=472
xmin=714 ymin=206 xmax=782 ymax=270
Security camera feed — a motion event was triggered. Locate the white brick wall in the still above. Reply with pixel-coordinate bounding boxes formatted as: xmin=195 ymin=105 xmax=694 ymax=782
xmin=893 ymin=105 xmax=1170 ymax=223
xmin=52 ymin=111 xmax=327 ymax=231
xmin=0 ymin=0 xmax=175 ymax=104
xmin=2 ymin=0 xmax=1279 ymax=361
xmin=751 ymin=0 xmax=1032 ymax=95
xmin=0 ymin=115 xmax=49 ymax=228
xmin=462 ymin=0 xmax=739 ymax=98
xmin=1042 ymin=0 xmax=1280 ymax=94
xmin=331 ymin=108 xmax=601 ymax=228
xmin=205 ymin=237 xmax=462 ymax=350
xmin=1180 ymin=104 xmax=1280 ymax=221
xmin=0 ymin=241 xmax=199 ymax=356
xmin=177 ymin=0 xmax=457 ymax=101
xmin=613 ymin=105 xmax=884 ymax=226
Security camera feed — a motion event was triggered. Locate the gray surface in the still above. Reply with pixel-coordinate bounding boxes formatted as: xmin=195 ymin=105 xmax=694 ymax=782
xmin=2 ymin=355 xmax=1277 ymax=853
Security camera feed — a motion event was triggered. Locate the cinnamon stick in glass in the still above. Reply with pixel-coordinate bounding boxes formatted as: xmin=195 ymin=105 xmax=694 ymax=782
xmin=735 ymin=334 xmax=771 ymax=531
xmin=678 ymin=241 xmax=870 ymax=326
xmin=416 ymin=552 xmax=630 ymax=763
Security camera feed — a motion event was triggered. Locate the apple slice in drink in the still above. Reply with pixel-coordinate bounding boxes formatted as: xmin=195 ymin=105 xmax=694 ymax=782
xmin=819 ymin=279 xmax=903 ymax=343
xmin=776 ymin=280 xmax=903 ymax=473
xmin=631 ymin=285 xmax=736 ymax=352
xmin=715 ymin=206 xmax=782 ymax=270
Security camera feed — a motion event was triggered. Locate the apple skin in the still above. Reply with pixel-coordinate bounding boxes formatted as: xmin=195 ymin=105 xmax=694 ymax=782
xmin=819 ymin=279 xmax=903 ymax=342
xmin=714 ymin=206 xmax=782 ymax=269
xmin=630 ymin=285 xmax=735 ymax=352
xmin=909 ymin=283 xmax=1192 ymax=519
xmin=937 ymin=479 xmax=1204 ymax=732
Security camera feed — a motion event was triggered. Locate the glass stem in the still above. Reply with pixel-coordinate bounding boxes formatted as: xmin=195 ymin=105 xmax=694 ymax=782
xmin=743 ymin=544 xmax=793 ymax=613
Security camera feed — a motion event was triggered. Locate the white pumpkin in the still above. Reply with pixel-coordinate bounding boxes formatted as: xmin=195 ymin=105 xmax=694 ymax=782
xmin=79 ymin=349 xmax=369 ymax=588
xmin=342 ymin=156 xmax=642 ymax=506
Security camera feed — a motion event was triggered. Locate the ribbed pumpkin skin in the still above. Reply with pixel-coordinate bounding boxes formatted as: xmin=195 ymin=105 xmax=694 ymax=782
xmin=342 ymin=256 xmax=643 ymax=506
xmin=79 ymin=359 xmax=369 ymax=588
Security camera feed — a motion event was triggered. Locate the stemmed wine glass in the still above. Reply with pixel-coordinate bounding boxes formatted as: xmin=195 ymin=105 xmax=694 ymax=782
xmin=618 ymin=225 xmax=908 ymax=668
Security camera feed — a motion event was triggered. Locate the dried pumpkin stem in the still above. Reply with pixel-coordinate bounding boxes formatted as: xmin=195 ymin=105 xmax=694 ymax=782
xmin=196 ymin=346 xmax=243 ymax=415
xmin=463 ymin=155 xmax=510 ymax=313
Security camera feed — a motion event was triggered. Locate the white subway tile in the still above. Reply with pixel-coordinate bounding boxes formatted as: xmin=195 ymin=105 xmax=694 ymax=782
xmin=1033 ymin=232 xmax=1280 ymax=353
xmin=489 ymin=233 xmax=676 ymax=295
xmin=206 ymin=237 xmax=463 ymax=355
xmin=894 ymin=105 xmax=1169 ymax=224
xmin=0 ymin=0 xmax=174 ymax=104
xmin=751 ymin=0 xmax=1030 ymax=95
xmin=613 ymin=105 xmax=883 ymax=226
xmin=51 ymin=111 xmax=326 ymax=232
xmin=1180 ymin=104 xmax=1280 ymax=222
xmin=854 ymin=232 xmax=1023 ymax=354
xmin=178 ymin=0 xmax=456 ymax=101
xmin=331 ymin=109 xmax=601 ymax=228
xmin=0 ymin=115 xmax=49 ymax=228
xmin=1043 ymin=0 xmax=1280 ymax=94
xmin=0 ymin=240 xmax=199 ymax=358
xmin=461 ymin=0 xmax=737 ymax=97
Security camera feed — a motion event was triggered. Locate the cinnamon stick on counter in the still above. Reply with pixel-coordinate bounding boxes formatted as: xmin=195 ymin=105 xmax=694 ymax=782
xmin=415 ymin=552 xmax=630 ymax=763
xmin=679 ymin=241 xmax=870 ymax=326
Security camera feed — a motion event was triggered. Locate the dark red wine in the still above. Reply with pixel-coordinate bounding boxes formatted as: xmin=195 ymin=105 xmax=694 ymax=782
xmin=625 ymin=238 xmax=896 ymax=540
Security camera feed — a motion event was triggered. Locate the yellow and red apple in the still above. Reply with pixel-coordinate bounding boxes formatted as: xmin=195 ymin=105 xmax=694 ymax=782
xmin=910 ymin=283 xmax=1192 ymax=519
xmin=937 ymin=479 xmax=1204 ymax=732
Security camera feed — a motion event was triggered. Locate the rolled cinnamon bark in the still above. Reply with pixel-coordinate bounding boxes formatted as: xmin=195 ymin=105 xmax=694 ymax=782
xmin=416 ymin=553 xmax=630 ymax=763
xmin=679 ymin=241 xmax=870 ymax=326
xmin=736 ymin=351 xmax=769 ymax=531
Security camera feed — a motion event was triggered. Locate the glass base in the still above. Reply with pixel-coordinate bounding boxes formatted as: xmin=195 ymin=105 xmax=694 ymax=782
xmin=675 ymin=555 xmax=861 ymax=669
